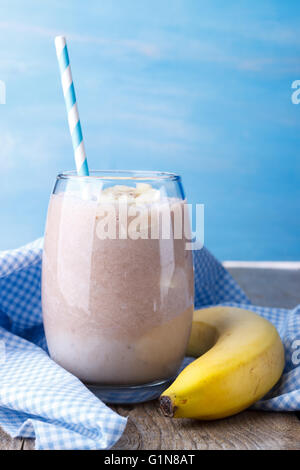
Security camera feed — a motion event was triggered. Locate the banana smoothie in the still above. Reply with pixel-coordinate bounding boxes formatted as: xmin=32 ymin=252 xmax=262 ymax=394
xmin=42 ymin=175 xmax=194 ymax=386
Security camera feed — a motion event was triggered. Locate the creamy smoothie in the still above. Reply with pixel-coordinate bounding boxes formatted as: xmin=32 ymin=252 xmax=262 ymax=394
xmin=42 ymin=182 xmax=194 ymax=386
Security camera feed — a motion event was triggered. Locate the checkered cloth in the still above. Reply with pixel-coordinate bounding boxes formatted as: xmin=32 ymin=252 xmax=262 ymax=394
xmin=0 ymin=239 xmax=299 ymax=449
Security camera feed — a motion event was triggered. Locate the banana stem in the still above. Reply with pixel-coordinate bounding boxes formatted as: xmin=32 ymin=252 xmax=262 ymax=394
xmin=160 ymin=396 xmax=176 ymax=418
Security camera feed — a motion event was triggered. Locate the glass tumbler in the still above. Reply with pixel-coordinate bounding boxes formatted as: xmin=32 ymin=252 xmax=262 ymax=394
xmin=42 ymin=170 xmax=194 ymax=403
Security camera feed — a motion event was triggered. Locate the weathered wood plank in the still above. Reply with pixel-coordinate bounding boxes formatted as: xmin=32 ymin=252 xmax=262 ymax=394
xmin=226 ymin=265 xmax=300 ymax=309
xmin=111 ymin=403 xmax=300 ymax=450
xmin=7 ymin=407 xmax=300 ymax=450
xmin=22 ymin=438 xmax=35 ymax=450
xmin=0 ymin=426 xmax=23 ymax=450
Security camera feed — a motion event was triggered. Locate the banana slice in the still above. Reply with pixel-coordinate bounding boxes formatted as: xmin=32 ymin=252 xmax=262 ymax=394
xmin=98 ymin=183 xmax=161 ymax=206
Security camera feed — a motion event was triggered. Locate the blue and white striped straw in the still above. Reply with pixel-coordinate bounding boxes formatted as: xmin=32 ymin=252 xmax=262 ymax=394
xmin=55 ymin=36 xmax=89 ymax=176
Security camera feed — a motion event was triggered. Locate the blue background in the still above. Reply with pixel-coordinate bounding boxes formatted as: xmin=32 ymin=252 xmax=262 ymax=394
xmin=0 ymin=0 xmax=299 ymax=260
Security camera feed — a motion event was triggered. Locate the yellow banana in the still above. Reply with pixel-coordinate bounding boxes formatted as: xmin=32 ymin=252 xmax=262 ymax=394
xmin=160 ymin=306 xmax=285 ymax=420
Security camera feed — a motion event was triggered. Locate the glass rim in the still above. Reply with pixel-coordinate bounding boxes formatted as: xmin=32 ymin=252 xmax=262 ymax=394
xmin=57 ymin=170 xmax=180 ymax=182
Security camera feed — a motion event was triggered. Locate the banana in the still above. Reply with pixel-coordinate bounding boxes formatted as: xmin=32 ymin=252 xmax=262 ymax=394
xmin=160 ymin=306 xmax=285 ymax=420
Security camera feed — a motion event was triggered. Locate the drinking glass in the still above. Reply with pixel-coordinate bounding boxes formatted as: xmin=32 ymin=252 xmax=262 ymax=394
xmin=42 ymin=170 xmax=194 ymax=403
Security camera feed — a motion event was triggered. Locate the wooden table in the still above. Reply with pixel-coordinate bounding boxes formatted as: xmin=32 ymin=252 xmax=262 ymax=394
xmin=1 ymin=264 xmax=300 ymax=450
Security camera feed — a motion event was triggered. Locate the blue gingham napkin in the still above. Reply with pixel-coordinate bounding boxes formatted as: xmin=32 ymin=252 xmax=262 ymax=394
xmin=0 ymin=239 xmax=299 ymax=449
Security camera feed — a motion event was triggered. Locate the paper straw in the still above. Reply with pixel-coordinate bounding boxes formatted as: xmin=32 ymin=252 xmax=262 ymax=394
xmin=55 ymin=36 xmax=89 ymax=176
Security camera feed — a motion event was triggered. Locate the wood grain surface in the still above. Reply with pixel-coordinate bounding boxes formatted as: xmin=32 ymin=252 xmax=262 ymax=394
xmin=1 ymin=265 xmax=300 ymax=450
xmin=110 ymin=405 xmax=300 ymax=450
